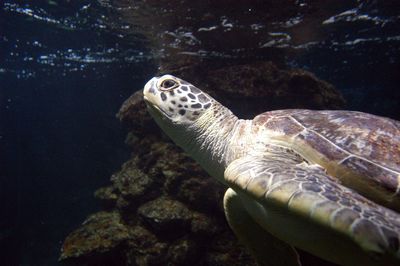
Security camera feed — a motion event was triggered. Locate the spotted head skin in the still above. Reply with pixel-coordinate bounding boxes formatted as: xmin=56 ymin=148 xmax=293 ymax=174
xmin=143 ymin=74 xmax=239 ymax=184
xmin=143 ymin=74 xmax=213 ymax=124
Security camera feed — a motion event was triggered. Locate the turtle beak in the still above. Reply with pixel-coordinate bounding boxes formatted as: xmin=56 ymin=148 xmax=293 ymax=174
xmin=143 ymin=77 xmax=160 ymax=107
xmin=143 ymin=77 xmax=170 ymax=119
xmin=143 ymin=77 xmax=158 ymax=97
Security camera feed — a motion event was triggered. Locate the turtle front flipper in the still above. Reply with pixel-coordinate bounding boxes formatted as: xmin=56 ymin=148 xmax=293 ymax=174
xmin=224 ymin=155 xmax=400 ymax=266
xmin=223 ymin=188 xmax=301 ymax=266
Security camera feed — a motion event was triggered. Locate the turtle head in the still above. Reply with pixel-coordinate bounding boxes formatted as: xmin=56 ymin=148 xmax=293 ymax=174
xmin=143 ymin=74 xmax=213 ymax=125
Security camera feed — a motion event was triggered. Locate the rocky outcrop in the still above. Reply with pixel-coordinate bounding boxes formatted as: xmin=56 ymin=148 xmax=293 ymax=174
xmin=60 ymin=140 xmax=256 ymax=266
xmin=167 ymin=62 xmax=345 ymax=119
xmin=60 ymin=211 xmax=130 ymax=265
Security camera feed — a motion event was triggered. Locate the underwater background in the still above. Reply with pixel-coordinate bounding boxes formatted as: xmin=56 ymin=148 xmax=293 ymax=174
xmin=1 ymin=1 xmax=399 ymax=265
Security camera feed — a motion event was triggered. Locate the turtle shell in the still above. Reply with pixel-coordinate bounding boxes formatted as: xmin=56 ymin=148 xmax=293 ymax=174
xmin=252 ymin=109 xmax=400 ymax=211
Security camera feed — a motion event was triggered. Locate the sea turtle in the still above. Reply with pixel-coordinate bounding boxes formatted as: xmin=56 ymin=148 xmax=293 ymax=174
xmin=143 ymin=74 xmax=400 ymax=266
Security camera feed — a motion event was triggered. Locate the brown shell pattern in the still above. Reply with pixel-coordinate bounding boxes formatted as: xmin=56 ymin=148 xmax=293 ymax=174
xmin=252 ymin=110 xmax=400 ymax=210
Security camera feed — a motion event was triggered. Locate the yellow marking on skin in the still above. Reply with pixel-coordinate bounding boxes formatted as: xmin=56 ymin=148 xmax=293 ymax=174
xmin=246 ymin=174 xmax=269 ymax=198
xmin=330 ymin=208 xmax=360 ymax=234
xmin=288 ymin=192 xmax=324 ymax=217
xmin=349 ymin=219 xmax=386 ymax=253
xmin=311 ymin=201 xmax=341 ymax=226
xmin=236 ymin=173 xmax=251 ymax=189
xmin=265 ymin=181 xmax=299 ymax=206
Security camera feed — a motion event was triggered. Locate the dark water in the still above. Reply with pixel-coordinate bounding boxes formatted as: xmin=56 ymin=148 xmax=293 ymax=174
xmin=1 ymin=1 xmax=155 ymax=265
xmin=1 ymin=1 xmax=399 ymax=265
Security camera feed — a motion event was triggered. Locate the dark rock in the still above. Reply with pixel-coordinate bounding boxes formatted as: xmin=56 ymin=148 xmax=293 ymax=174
xmin=207 ymin=62 xmax=345 ymax=116
xmin=60 ymin=212 xmax=130 ymax=264
xmin=162 ymin=158 xmax=208 ymax=197
xmin=203 ymin=231 xmax=257 ymax=266
xmin=126 ymin=226 xmax=168 ymax=266
xmin=204 ymin=251 xmax=257 ymax=266
xmin=111 ymin=158 xmax=160 ymax=211
xmin=166 ymin=237 xmax=199 ymax=265
xmin=117 ymin=90 xmax=158 ymax=137
xmin=190 ymin=211 xmax=219 ymax=237
xmin=137 ymin=197 xmax=192 ymax=239
xmin=177 ymin=177 xmax=224 ymax=213
xmin=124 ymin=132 xmax=140 ymax=148
xmin=165 ymin=62 xmax=345 ymax=121
xmin=94 ymin=186 xmax=118 ymax=210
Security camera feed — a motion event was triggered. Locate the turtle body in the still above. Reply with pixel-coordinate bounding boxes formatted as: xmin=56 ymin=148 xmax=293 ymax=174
xmin=143 ymin=74 xmax=400 ymax=266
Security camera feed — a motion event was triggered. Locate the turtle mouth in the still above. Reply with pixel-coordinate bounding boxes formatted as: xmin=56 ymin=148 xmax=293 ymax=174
xmin=143 ymin=96 xmax=171 ymax=119
xmin=143 ymin=95 xmax=150 ymax=104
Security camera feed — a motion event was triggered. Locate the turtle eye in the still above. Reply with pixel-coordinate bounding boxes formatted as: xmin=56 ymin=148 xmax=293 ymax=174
xmin=160 ymin=79 xmax=178 ymax=91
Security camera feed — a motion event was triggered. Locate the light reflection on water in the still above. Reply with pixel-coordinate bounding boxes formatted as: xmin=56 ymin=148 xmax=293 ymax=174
xmin=3 ymin=1 xmax=400 ymax=79
xmin=134 ymin=1 xmax=400 ymax=59
xmin=2 ymin=1 xmax=153 ymax=80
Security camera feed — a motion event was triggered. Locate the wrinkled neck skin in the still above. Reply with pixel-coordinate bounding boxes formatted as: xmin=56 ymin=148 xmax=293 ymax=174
xmin=150 ymin=100 xmax=248 ymax=186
